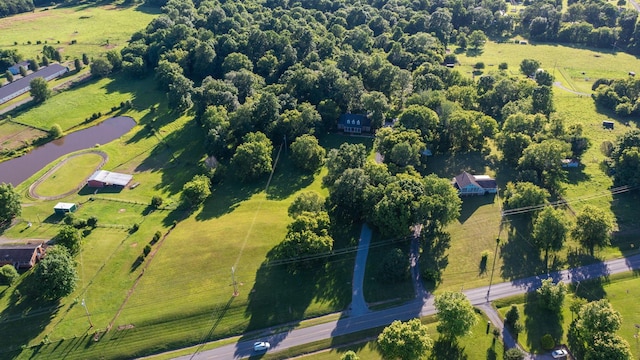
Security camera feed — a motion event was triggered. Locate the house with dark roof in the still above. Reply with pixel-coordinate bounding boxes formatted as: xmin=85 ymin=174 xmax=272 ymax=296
xmin=0 ymin=243 xmax=46 ymax=269
xmin=452 ymin=171 xmax=498 ymax=196
xmin=0 ymin=63 xmax=68 ymax=104
xmin=337 ymin=114 xmax=371 ymax=134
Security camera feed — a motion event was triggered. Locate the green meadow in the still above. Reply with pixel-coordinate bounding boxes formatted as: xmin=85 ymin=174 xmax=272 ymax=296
xmin=33 ymin=152 xmax=104 ymax=197
xmin=0 ymin=4 xmax=159 ymax=62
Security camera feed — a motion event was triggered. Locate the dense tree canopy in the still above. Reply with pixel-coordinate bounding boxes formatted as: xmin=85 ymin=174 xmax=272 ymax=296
xmin=0 ymin=183 xmax=21 ymax=224
xmin=377 ymin=319 xmax=433 ymax=360
xmin=434 ymin=291 xmax=478 ymax=338
xmin=55 ymin=226 xmax=82 ymax=256
xmin=34 ymin=246 xmax=78 ymax=300
xmin=231 ymin=132 xmax=273 ymax=182
xmin=290 ymin=134 xmax=326 ymax=172
xmin=532 ymin=206 xmax=568 ymax=268
xmin=571 ymin=205 xmax=613 ymax=255
xmin=536 ymin=278 xmax=566 ymax=312
xmin=30 ymin=77 xmax=52 ymax=103
xmin=288 ymin=191 xmax=324 ymax=218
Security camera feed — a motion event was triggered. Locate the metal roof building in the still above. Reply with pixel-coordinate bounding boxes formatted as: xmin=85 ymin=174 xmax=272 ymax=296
xmin=0 ymin=63 xmax=69 ymax=104
xmin=87 ymin=170 xmax=133 ymax=188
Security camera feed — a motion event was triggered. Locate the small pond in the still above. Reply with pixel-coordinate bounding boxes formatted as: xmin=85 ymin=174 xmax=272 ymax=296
xmin=0 ymin=116 xmax=136 ymax=186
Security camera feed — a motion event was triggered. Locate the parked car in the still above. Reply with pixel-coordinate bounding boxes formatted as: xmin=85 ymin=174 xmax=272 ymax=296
xmin=253 ymin=341 xmax=270 ymax=352
xmin=551 ymin=349 xmax=568 ymax=358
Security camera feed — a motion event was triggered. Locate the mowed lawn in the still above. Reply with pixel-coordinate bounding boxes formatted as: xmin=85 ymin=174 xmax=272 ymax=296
xmin=0 ymin=4 xmax=159 ymax=61
xmin=12 ymin=73 xmax=161 ymax=131
xmin=33 ymin=152 xmax=104 ymax=197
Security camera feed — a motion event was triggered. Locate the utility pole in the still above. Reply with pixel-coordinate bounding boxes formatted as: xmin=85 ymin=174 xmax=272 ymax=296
xmin=231 ymin=267 xmax=239 ymax=297
xmin=81 ymin=298 xmax=94 ymax=328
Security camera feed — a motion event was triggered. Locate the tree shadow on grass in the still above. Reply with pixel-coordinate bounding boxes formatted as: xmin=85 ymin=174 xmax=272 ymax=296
xmin=610 ymin=191 xmax=640 ymax=256
xmin=500 ymin=217 xmax=546 ymax=284
xmin=420 ymin=229 xmax=451 ymax=292
xmin=195 ymin=180 xmax=262 ymax=221
xmin=428 ymin=337 xmax=468 ymax=360
xmin=423 ymin=151 xmax=491 ymax=180
xmin=566 ymin=251 xmax=609 ymax=301
xmin=564 ymin=165 xmax=590 ymax=185
xmin=458 ymin=194 xmax=496 ymax=224
xmin=265 ymin=156 xmax=316 ymax=201
xmin=523 ymin=291 xmax=564 ymax=353
xmin=0 ymin=271 xmax=61 ymax=357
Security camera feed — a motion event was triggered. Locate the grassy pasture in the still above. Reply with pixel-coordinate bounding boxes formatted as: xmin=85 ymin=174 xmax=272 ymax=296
xmin=0 ymin=121 xmax=47 ymax=152
xmin=11 ymin=73 xmax=161 ymax=131
xmin=456 ymin=41 xmax=640 ymax=94
xmin=32 ymin=152 xmax=103 ymax=197
xmin=0 ymin=4 xmax=159 ymax=62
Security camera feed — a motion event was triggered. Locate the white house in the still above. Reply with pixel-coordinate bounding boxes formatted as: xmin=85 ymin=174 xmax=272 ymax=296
xmin=452 ymin=171 xmax=498 ymax=196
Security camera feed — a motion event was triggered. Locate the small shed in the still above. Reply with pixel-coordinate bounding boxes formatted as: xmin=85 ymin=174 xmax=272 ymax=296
xmin=603 ymin=121 xmax=614 ymax=129
xmin=7 ymin=61 xmax=30 ymax=75
xmin=54 ymin=202 xmax=77 ymax=214
xmin=87 ymin=170 xmax=133 ymax=188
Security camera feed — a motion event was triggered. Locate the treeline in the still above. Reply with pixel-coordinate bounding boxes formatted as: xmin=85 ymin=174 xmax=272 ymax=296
xmin=0 ymin=0 xmax=34 ymax=18
xmin=521 ymin=0 xmax=640 ymax=53
xmin=99 ymin=0 xmax=592 ymax=198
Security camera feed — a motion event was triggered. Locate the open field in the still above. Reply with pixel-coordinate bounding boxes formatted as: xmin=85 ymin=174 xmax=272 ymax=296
xmin=0 ymin=120 xmax=47 ymax=152
xmin=456 ymin=41 xmax=640 ymax=94
xmin=496 ymin=271 xmax=640 ymax=357
xmin=0 ymin=4 xmax=159 ymax=62
xmin=32 ymin=152 xmax=104 ymax=197
xmin=10 ymin=73 xmax=161 ymax=131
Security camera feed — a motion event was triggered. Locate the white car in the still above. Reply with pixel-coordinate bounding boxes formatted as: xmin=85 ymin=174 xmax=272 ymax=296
xmin=551 ymin=349 xmax=568 ymax=358
xmin=253 ymin=341 xmax=270 ymax=352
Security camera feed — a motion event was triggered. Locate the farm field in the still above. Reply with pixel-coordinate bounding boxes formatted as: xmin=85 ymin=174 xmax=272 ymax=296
xmin=0 ymin=4 xmax=159 ymax=62
xmin=0 ymin=120 xmax=47 ymax=152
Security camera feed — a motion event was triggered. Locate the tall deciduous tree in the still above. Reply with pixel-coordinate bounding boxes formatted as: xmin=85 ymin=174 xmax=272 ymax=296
xmin=502 ymin=182 xmax=549 ymax=217
xmin=536 ymin=278 xmax=567 ymax=312
xmin=180 ymin=174 xmax=211 ymax=208
xmin=0 ymin=182 xmax=21 ymax=224
xmin=34 ymin=246 xmax=78 ymax=300
xmin=90 ymin=58 xmax=113 ymax=77
xmin=231 ymin=132 xmax=273 ymax=182
xmin=532 ymin=207 xmax=568 ymax=269
xmin=518 ymin=139 xmax=571 ymax=186
xmin=586 ymin=332 xmax=633 ymax=360
xmin=288 ymin=191 xmax=324 ymax=218
xmin=576 ymin=299 xmax=622 ymax=338
xmin=274 ymin=211 xmax=333 ymax=269
xmin=55 ymin=226 xmax=82 ymax=256
xmin=323 ymin=143 xmax=367 ymax=187
xmin=434 ymin=291 xmax=478 ymax=338
xmin=571 ymin=205 xmax=613 ymax=255
xmin=30 ymin=77 xmax=52 ymax=103
xmin=290 ymin=134 xmax=326 ymax=172
xmin=377 ymin=319 xmax=433 ymax=360
xmin=520 ymin=59 xmax=541 ymax=77
xmin=422 ymin=174 xmax=461 ymax=230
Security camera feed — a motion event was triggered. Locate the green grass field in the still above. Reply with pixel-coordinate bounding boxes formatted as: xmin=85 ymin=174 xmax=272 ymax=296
xmin=0 ymin=121 xmax=47 ymax=152
xmin=0 ymin=4 xmax=159 ymax=62
xmin=32 ymin=152 xmax=104 ymax=197
xmin=11 ymin=73 xmax=161 ymax=131
xmin=496 ymin=272 xmax=640 ymax=357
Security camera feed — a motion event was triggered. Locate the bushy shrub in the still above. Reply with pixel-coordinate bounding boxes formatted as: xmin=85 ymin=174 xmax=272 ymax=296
xmin=151 ymin=195 xmax=163 ymax=208
xmin=540 ymin=334 xmax=555 ymax=350
xmin=0 ymin=264 xmax=19 ymax=285
xmin=130 ymin=223 xmax=139 ymax=233
xmin=143 ymin=244 xmax=151 ymax=256
xmin=87 ymin=216 xmax=98 ymax=228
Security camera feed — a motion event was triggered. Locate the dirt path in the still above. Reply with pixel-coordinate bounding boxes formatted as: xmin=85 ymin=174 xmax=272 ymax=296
xmin=28 ymin=150 xmax=108 ymax=200
xmin=553 ymin=81 xmax=591 ymax=97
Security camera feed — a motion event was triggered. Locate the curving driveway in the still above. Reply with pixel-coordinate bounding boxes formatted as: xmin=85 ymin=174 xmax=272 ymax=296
xmin=28 ymin=150 xmax=108 ymax=200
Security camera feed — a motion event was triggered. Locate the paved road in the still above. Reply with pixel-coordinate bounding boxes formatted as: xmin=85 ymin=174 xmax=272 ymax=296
xmin=170 ymin=254 xmax=640 ymax=360
xmin=348 ymin=224 xmax=371 ymax=316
